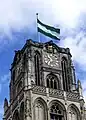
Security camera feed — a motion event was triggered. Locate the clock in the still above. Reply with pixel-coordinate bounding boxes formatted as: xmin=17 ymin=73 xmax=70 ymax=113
xmin=44 ymin=53 xmax=59 ymax=67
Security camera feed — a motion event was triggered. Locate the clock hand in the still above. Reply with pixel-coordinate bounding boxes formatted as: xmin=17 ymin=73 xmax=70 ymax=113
xmin=48 ymin=54 xmax=51 ymax=61
xmin=49 ymin=54 xmax=53 ymax=62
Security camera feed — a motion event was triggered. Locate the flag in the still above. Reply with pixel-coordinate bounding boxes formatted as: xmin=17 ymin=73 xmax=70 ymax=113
xmin=37 ymin=19 xmax=60 ymax=40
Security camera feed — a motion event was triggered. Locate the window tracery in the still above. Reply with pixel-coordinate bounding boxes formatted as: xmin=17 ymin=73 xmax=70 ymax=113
xmin=50 ymin=103 xmax=63 ymax=120
xmin=46 ymin=74 xmax=60 ymax=89
xmin=68 ymin=106 xmax=78 ymax=120
xmin=34 ymin=101 xmax=45 ymax=120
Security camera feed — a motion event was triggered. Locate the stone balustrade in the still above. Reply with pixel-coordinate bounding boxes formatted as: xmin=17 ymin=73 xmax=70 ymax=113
xmin=66 ymin=91 xmax=80 ymax=102
xmin=32 ymin=85 xmax=80 ymax=101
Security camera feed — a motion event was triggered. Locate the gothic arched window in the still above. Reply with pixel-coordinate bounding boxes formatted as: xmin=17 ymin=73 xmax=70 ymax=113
xmin=61 ymin=57 xmax=69 ymax=91
xmin=34 ymin=99 xmax=47 ymax=120
xmin=34 ymin=51 xmax=41 ymax=86
xmin=67 ymin=105 xmax=80 ymax=120
xmin=50 ymin=103 xmax=64 ymax=120
xmin=46 ymin=74 xmax=60 ymax=89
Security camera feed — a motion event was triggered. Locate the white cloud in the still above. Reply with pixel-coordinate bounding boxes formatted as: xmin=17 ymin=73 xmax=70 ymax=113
xmin=0 ymin=0 xmax=86 ymax=109
xmin=0 ymin=0 xmax=85 ymax=88
xmin=82 ymin=83 xmax=86 ymax=107
xmin=0 ymin=0 xmax=86 ymax=36
xmin=60 ymin=30 xmax=86 ymax=71
xmin=82 ymin=81 xmax=86 ymax=92
xmin=0 ymin=0 xmax=86 ymax=56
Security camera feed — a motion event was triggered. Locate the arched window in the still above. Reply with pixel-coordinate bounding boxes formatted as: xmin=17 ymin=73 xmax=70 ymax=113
xmin=34 ymin=99 xmax=47 ymax=120
xmin=67 ymin=105 xmax=80 ymax=120
xmin=46 ymin=74 xmax=60 ymax=89
xmin=34 ymin=51 xmax=41 ymax=86
xmin=50 ymin=103 xmax=64 ymax=120
xmin=61 ymin=57 xmax=69 ymax=91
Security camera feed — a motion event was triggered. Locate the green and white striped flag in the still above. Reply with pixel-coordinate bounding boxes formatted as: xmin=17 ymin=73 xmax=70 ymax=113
xmin=37 ymin=19 xmax=60 ymax=40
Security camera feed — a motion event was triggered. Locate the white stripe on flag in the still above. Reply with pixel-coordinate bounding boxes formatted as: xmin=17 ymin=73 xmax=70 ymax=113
xmin=38 ymin=23 xmax=60 ymax=39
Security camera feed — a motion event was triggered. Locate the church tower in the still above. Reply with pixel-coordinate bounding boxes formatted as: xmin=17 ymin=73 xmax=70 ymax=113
xmin=3 ymin=39 xmax=86 ymax=120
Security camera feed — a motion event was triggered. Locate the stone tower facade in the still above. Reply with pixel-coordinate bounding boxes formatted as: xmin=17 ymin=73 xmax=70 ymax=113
xmin=3 ymin=39 xmax=86 ymax=120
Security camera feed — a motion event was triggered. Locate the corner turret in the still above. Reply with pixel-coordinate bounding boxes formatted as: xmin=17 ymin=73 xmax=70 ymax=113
xmin=4 ymin=98 xmax=8 ymax=113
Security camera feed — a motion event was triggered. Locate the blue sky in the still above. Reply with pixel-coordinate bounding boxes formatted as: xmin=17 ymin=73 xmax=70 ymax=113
xmin=0 ymin=0 xmax=86 ymax=119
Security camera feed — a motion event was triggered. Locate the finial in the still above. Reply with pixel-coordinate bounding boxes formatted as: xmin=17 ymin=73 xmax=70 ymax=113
xmin=4 ymin=98 xmax=8 ymax=107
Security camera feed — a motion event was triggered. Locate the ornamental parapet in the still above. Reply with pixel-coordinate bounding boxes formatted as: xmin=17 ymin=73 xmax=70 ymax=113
xmin=66 ymin=91 xmax=80 ymax=102
xmin=32 ymin=85 xmax=80 ymax=101
xmin=32 ymin=85 xmax=46 ymax=95
xmin=49 ymin=88 xmax=64 ymax=99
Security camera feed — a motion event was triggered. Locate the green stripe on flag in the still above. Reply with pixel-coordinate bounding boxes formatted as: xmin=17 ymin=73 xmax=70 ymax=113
xmin=38 ymin=28 xmax=60 ymax=40
xmin=37 ymin=19 xmax=60 ymax=40
xmin=37 ymin=19 xmax=60 ymax=34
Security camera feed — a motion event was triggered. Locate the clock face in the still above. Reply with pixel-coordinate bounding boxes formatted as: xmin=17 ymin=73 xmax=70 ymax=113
xmin=44 ymin=53 xmax=59 ymax=67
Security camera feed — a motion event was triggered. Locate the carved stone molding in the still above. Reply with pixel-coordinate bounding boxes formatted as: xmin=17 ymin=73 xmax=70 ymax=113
xmin=32 ymin=85 xmax=46 ymax=95
xmin=25 ymin=98 xmax=32 ymax=118
xmin=66 ymin=92 xmax=80 ymax=101
xmin=49 ymin=88 xmax=64 ymax=99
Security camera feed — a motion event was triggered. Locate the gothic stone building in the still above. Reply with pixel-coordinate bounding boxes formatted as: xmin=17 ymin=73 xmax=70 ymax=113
xmin=3 ymin=39 xmax=86 ymax=120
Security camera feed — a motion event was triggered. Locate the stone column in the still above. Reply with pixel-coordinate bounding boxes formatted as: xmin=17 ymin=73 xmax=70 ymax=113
xmin=24 ymin=97 xmax=32 ymax=120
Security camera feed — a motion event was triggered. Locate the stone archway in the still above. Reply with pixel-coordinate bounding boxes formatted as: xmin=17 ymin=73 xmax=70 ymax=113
xmin=34 ymin=97 xmax=47 ymax=120
xmin=48 ymin=100 xmax=67 ymax=120
xmin=67 ymin=104 xmax=81 ymax=120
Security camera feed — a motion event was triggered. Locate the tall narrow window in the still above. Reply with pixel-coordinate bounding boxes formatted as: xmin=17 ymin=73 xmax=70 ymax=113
xmin=47 ymin=79 xmax=49 ymax=88
xmin=61 ymin=57 xmax=69 ymax=91
xmin=46 ymin=74 xmax=60 ymax=89
xmin=34 ymin=100 xmax=46 ymax=120
xmin=34 ymin=51 xmax=41 ymax=86
xmin=68 ymin=106 xmax=79 ymax=120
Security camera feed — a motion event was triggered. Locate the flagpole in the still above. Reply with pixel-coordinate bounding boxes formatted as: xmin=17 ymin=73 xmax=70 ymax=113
xmin=36 ymin=13 xmax=40 ymax=42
